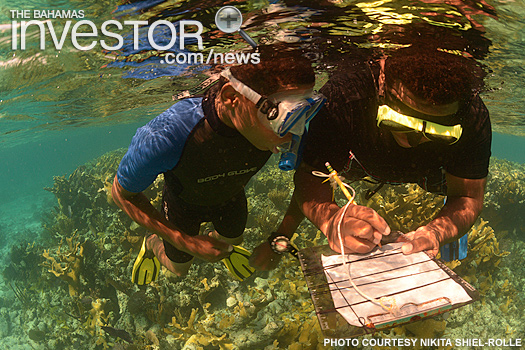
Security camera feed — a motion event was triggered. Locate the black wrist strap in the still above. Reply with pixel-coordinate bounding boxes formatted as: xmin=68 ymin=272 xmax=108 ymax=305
xmin=267 ymin=231 xmax=288 ymax=243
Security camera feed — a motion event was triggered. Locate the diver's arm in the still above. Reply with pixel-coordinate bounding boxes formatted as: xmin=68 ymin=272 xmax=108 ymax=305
xmin=293 ymin=163 xmax=342 ymax=231
xmin=250 ymin=163 xmax=390 ymax=270
xmin=276 ymin=192 xmax=306 ymax=238
xmin=249 ymin=194 xmax=305 ymax=270
xmin=111 ymin=174 xmax=231 ymax=262
xmin=433 ymin=173 xmax=486 ymax=240
xmin=401 ymin=173 xmax=486 ymax=256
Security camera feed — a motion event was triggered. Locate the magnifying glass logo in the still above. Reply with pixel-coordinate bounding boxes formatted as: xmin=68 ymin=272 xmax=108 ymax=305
xmin=215 ymin=6 xmax=258 ymax=48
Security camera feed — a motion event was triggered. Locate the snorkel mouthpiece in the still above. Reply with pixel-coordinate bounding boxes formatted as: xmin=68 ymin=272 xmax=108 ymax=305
xmin=279 ymin=134 xmax=302 ymax=171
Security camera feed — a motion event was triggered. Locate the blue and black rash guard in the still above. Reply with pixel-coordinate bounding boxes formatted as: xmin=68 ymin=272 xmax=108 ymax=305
xmin=117 ymin=92 xmax=271 ymax=207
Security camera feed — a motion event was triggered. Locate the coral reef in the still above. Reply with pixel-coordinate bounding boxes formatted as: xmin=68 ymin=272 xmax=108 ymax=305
xmin=335 ymin=174 xmax=523 ymax=348
xmin=358 ymin=183 xmax=445 ymax=232
xmin=483 ymin=158 xmax=525 ymax=235
xmin=42 ymin=233 xmax=84 ymax=297
xmin=1 ymin=151 xmax=524 ymax=349
xmin=468 ymin=219 xmax=509 ymax=267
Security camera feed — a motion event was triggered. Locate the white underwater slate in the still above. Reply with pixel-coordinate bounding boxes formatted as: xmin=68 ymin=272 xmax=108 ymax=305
xmin=321 ymin=243 xmax=473 ymax=327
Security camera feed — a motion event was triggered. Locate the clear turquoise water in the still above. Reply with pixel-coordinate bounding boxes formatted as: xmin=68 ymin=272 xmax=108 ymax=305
xmin=492 ymin=132 xmax=525 ymax=163
xmin=1 ymin=0 xmax=522 ymax=238
xmin=0 ymin=0 xmax=524 ymax=348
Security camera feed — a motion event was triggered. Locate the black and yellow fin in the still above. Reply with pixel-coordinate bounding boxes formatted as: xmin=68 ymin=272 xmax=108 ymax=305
xmin=132 ymin=237 xmax=160 ymax=285
xmin=222 ymin=246 xmax=255 ymax=281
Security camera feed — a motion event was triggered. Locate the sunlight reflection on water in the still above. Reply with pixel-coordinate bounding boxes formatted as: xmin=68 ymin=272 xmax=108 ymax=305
xmin=0 ymin=0 xmax=524 ymax=150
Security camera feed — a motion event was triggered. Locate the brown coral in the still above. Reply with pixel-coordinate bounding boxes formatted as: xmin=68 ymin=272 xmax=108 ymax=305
xmin=360 ymin=183 xmax=444 ymax=233
xmin=42 ymin=234 xmax=84 ymax=297
xmin=163 ymin=308 xmax=235 ymax=349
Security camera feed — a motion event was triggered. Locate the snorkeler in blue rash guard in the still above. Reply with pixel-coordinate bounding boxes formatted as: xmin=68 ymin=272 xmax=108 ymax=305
xmin=112 ymin=46 xmax=325 ymax=280
xmin=250 ymin=47 xmax=491 ymax=270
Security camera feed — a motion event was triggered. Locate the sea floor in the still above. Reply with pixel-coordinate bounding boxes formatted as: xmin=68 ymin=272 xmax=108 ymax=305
xmin=0 ymin=154 xmax=523 ymax=349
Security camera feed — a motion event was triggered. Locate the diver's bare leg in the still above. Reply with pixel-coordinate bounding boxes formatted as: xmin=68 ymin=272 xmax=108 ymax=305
xmin=146 ymin=234 xmax=193 ymax=276
xmin=208 ymin=229 xmax=243 ymax=245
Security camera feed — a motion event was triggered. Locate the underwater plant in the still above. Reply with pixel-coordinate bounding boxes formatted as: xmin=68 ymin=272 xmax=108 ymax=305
xmin=2 ymin=149 xmax=521 ymax=349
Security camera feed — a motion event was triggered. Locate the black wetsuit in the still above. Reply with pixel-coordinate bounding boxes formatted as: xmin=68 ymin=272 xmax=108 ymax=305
xmin=303 ymin=61 xmax=492 ymax=194
xmin=117 ymin=88 xmax=271 ymax=262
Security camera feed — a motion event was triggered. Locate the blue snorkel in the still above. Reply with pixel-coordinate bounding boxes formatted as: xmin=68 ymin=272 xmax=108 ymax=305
xmin=278 ymin=127 xmax=309 ymax=171
xmin=279 ymin=134 xmax=302 ymax=171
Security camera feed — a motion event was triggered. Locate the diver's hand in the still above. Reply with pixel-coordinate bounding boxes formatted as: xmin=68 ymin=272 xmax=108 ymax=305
xmin=325 ymin=204 xmax=390 ymax=254
xmin=400 ymin=226 xmax=441 ymax=258
xmin=186 ymin=235 xmax=233 ymax=262
xmin=249 ymin=242 xmax=282 ymax=271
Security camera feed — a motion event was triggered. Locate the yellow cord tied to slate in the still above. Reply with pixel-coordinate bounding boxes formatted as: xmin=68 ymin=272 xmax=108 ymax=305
xmin=324 ymin=162 xmax=399 ymax=316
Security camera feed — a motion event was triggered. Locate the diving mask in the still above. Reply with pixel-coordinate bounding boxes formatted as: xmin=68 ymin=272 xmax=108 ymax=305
xmin=377 ymin=104 xmax=463 ymax=145
xmin=221 ymin=68 xmax=326 ymax=137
